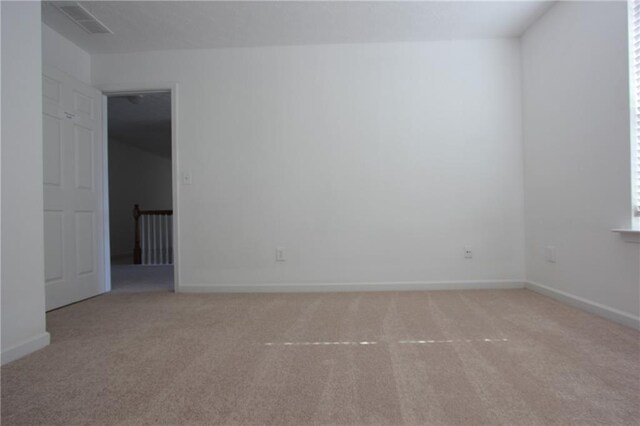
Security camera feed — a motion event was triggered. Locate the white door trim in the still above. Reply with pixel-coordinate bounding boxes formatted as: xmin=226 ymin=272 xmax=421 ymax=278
xmin=101 ymin=95 xmax=111 ymax=292
xmin=100 ymin=82 xmax=180 ymax=292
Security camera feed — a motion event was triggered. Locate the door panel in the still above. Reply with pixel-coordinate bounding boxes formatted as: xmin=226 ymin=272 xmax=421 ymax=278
xmin=43 ymin=75 xmax=61 ymax=103
xmin=75 ymin=211 xmax=95 ymax=276
xmin=74 ymin=125 xmax=94 ymax=190
xmin=43 ymin=66 xmax=104 ymax=310
xmin=43 ymin=113 xmax=63 ymax=186
xmin=73 ymin=90 xmax=95 ymax=121
xmin=43 ymin=211 xmax=64 ymax=283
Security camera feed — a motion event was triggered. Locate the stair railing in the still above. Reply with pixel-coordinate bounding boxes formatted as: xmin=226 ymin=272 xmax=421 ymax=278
xmin=133 ymin=204 xmax=173 ymax=265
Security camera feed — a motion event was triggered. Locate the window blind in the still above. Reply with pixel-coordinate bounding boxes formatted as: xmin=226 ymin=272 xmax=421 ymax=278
xmin=631 ymin=0 xmax=640 ymax=216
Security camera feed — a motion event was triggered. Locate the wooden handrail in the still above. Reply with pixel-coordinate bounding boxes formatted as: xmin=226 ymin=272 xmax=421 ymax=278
xmin=133 ymin=204 xmax=173 ymax=264
xmin=137 ymin=208 xmax=174 ymax=215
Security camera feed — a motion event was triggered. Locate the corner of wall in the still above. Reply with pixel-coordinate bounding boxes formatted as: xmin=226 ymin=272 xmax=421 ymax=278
xmin=1 ymin=332 xmax=50 ymax=366
xmin=2 ymin=0 xmax=49 ymax=364
xmin=519 ymin=1 xmax=640 ymax=327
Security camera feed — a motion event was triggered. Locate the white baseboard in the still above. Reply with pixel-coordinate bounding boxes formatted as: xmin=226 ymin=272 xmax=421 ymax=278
xmin=1 ymin=332 xmax=50 ymax=365
xmin=179 ymin=280 xmax=525 ymax=294
xmin=525 ymin=281 xmax=640 ymax=330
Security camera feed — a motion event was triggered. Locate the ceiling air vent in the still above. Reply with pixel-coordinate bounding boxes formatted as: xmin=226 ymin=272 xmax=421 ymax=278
xmin=52 ymin=2 xmax=113 ymax=34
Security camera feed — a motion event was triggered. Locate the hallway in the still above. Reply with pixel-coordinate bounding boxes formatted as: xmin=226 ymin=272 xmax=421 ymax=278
xmin=110 ymin=262 xmax=173 ymax=293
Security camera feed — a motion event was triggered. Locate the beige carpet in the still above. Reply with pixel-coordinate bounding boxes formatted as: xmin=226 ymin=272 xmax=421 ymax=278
xmin=1 ymin=289 xmax=639 ymax=425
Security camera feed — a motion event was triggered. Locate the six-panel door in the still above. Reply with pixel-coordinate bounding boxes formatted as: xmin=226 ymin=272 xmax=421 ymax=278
xmin=43 ymin=66 xmax=104 ymax=310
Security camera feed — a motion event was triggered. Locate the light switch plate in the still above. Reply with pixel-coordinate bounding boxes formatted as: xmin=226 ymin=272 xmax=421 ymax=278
xmin=546 ymin=246 xmax=556 ymax=263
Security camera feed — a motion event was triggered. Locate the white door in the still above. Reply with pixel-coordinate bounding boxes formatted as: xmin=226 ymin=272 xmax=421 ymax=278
xmin=43 ymin=66 xmax=105 ymax=310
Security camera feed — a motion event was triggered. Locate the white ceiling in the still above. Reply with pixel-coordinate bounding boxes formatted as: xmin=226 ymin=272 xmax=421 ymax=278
xmin=43 ymin=1 xmax=555 ymax=54
xmin=108 ymin=92 xmax=172 ymax=158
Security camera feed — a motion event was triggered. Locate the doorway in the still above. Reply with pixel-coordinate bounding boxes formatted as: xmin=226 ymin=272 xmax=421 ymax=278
xmin=105 ymin=91 xmax=175 ymax=293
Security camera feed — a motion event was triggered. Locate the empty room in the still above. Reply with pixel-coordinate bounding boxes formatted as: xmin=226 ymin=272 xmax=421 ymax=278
xmin=1 ymin=1 xmax=639 ymax=425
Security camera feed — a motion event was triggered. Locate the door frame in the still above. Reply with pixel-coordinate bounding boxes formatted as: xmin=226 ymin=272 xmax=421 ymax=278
xmin=99 ymin=82 xmax=180 ymax=292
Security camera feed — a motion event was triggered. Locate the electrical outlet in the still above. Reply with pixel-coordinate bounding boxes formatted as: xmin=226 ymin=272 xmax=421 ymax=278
xmin=546 ymin=246 xmax=556 ymax=263
xmin=182 ymin=172 xmax=193 ymax=185
xmin=276 ymin=247 xmax=285 ymax=262
xmin=464 ymin=246 xmax=473 ymax=259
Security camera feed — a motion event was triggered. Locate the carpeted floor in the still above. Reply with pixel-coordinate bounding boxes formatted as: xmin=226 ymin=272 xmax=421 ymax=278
xmin=110 ymin=264 xmax=174 ymax=293
xmin=1 ymin=289 xmax=639 ymax=425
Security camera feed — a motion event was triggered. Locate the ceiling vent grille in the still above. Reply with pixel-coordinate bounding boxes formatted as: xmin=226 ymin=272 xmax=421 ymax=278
xmin=52 ymin=2 xmax=113 ymax=34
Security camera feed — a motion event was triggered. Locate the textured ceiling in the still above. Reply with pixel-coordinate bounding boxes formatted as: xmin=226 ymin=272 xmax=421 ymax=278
xmin=108 ymin=92 xmax=171 ymax=159
xmin=42 ymin=1 xmax=555 ymax=54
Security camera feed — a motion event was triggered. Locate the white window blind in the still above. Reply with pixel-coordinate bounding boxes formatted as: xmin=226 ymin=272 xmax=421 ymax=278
xmin=631 ymin=0 xmax=640 ymax=217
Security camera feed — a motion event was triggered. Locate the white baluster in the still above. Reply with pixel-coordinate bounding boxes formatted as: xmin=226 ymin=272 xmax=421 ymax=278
xmin=141 ymin=216 xmax=144 ymax=265
xmin=146 ymin=215 xmax=151 ymax=265
xmin=153 ymin=215 xmax=157 ymax=265
xmin=158 ymin=214 xmax=162 ymax=264
xmin=162 ymin=215 xmax=165 ymax=264
xmin=151 ymin=215 xmax=154 ymax=265
xmin=155 ymin=215 xmax=159 ymax=265
xmin=158 ymin=215 xmax=161 ymax=264
xmin=164 ymin=215 xmax=169 ymax=265
xmin=168 ymin=217 xmax=172 ymax=264
xmin=143 ymin=215 xmax=146 ymax=265
xmin=140 ymin=215 xmax=145 ymax=265
xmin=161 ymin=214 xmax=165 ymax=264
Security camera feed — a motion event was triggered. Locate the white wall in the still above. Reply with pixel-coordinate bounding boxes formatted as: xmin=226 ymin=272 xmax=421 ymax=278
xmin=42 ymin=23 xmax=91 ymax=85
xmin=108 ymin=139 xmax=173 ymax=257
xmin=93 ymin=39 xmax=526 ymax=290
xmin=1 ymin=1 xmax=49 ymax=364
xmin=522 ymin=1 xmax=640 ymax=322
